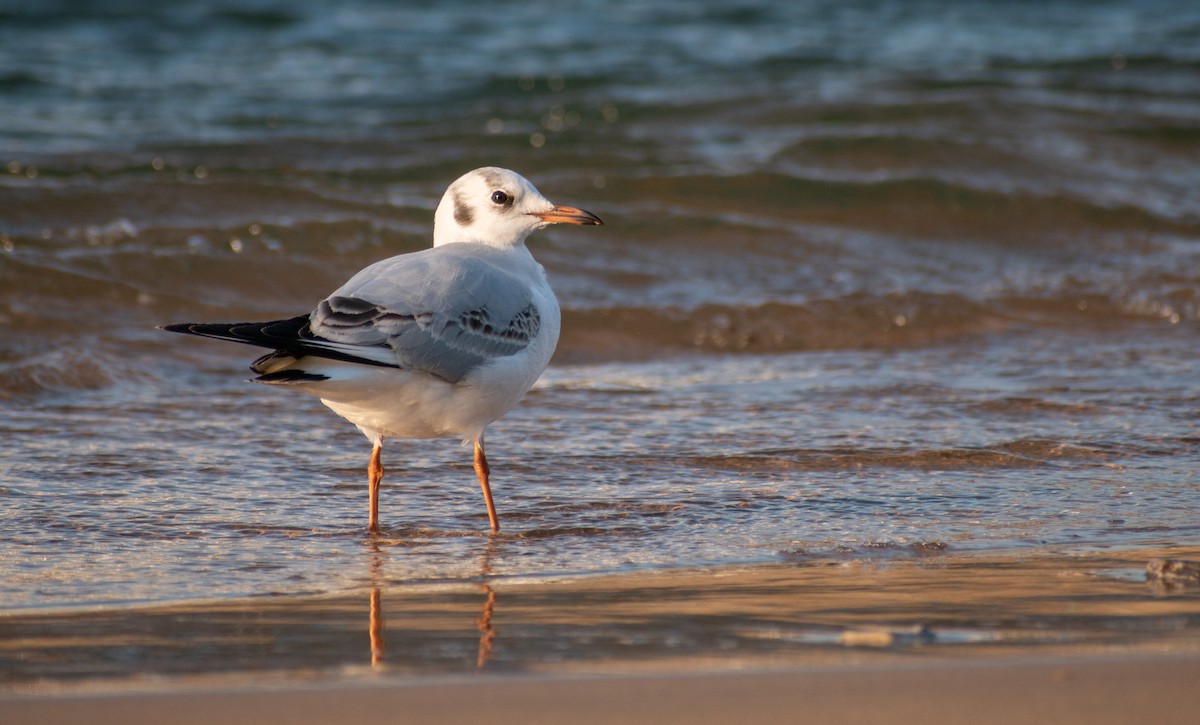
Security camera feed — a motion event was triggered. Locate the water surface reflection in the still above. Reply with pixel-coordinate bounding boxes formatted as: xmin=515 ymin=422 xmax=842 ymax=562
xmin=3 ymin=545 xmax=1199 ymax=687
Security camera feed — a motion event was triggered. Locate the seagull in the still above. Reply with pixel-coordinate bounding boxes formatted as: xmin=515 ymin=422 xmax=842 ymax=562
xmin=162 ymin=167 xmax=602 ymax=534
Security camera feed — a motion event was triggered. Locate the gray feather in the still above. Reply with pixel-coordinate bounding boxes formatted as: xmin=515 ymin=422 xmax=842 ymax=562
xmin=310 ymin=244 xmax=541 ymax=383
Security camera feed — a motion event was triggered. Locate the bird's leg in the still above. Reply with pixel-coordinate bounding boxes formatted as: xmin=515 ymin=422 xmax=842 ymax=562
xmin=473 ymin=441 xmax=499 ymax=533
xmin=368 ymin=441 xmax=383 ymax=534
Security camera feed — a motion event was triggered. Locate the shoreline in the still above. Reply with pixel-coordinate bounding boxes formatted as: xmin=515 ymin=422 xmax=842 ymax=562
xmin=4 ymin=545 xmax=1199 ymax=694
xmin=7 ymin=652 xmax=1200 ymax=725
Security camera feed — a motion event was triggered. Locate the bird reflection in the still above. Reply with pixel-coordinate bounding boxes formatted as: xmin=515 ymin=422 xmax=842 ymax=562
xmin=476 ymin=584 xmax=496 ymax=668
xmin=475 ymin=537 xmax=498 ymax=669
xmin=367 ymin=541 xmax=387 ymax=669
xmin=370 ymin=586 xmax=386 ymax=668
xmin=364 ymin=537 xmax=499 ymax=670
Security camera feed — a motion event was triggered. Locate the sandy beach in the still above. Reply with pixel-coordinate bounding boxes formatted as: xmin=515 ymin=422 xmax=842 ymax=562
xmin=5 ymin=545 xmax=1200 ymax=723
xmin=7 ymin=654 xmax=1200 ymax=725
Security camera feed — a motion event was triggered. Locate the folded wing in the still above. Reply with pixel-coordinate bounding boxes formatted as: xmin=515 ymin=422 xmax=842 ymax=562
xmin=162 ymin=244 xmax=541 ymax=384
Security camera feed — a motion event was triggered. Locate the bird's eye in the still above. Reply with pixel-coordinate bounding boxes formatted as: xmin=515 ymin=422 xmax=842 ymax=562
xmin=490 ymin=190 xmax=510 ymax=205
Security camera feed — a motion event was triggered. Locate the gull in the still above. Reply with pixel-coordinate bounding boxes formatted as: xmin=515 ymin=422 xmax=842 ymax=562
xmin=162 ymin=167 xmax=602 ymax=534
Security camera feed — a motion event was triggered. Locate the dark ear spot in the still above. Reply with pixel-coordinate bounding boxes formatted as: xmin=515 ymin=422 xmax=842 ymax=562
xmin=478 ymin=168 xmax=506 ymax=187
xmin=453 ymin=191 xmax=474 ymax=226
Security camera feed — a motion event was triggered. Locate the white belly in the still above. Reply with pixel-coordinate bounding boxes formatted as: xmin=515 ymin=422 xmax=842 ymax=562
xmin=301 ymin=306 xmax=559 ymax=445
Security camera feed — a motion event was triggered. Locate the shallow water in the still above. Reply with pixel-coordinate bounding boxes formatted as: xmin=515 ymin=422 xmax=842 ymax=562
xmin=3 ymin=325 xmax=1197 ymax=611
xmin=2 ymin=0 xmax=1200 ymax=614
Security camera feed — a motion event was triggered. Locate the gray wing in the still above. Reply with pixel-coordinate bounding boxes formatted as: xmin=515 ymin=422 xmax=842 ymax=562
xmin=308 ymin=245 xmax=542 ymax=383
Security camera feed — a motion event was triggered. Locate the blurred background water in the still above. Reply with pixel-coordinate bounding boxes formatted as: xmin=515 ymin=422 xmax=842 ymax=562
xmin=1 ymin=0 xmax=1199 ymax=611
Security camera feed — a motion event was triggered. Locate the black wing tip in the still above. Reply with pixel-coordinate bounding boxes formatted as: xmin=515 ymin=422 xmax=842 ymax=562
xmin=252 ymin=371 xmax=330 ymax=385
xmin=160 ymin=315 xmax=402 ymax=370
xmin=159 ymin=321 xmax=240 ymax=336
xmin=157 ymin=317 xmax=311 ymax=346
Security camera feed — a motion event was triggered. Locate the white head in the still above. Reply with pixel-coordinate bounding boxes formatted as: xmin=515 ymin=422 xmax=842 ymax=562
xmin=432 ymin=167 xmax=602 ymax=248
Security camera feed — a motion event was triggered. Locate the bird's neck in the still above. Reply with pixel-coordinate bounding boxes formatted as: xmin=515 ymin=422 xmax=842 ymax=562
xmin=432 ymin=222 xmax=530 ymax=249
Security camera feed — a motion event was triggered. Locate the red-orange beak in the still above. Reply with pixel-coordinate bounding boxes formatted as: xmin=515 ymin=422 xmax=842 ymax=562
xmin=532 ymin=205 xmax=603 ymax=226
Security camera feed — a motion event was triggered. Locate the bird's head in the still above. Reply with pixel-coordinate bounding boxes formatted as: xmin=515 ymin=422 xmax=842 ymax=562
xmin=433 ymin=167 xmax=602 ymax=248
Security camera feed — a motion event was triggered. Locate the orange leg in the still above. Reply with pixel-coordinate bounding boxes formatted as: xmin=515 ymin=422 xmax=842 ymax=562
xmin=367 ymin=441 xmax=383 ymax=534
xmin=473 ymin=441 xmax=499 ymax=533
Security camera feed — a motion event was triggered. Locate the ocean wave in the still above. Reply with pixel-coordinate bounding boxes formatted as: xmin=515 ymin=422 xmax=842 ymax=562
xmin=0 ymin=348 xmax=120 ymax=400
xmin=614 ymin=171 xmax=1200 ymax=240
xmin=4 ymin=228 xmax=1195 ymax=391
xmin=558 ymin=288 xmax=1196 ymax=361
xmin=684 ymin=438 xmax=1145 ymax=473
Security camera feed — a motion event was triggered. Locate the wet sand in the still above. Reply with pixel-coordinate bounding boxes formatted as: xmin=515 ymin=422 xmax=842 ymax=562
xmin=6 ymin=654 xmax=1200 ymax=725
xmin=4 ymin=545 xmax=1200 ymax=722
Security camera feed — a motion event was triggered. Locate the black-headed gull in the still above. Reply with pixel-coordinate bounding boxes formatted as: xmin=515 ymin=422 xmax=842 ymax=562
xmin=163 ymin=167 xmax=602 ymax=533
